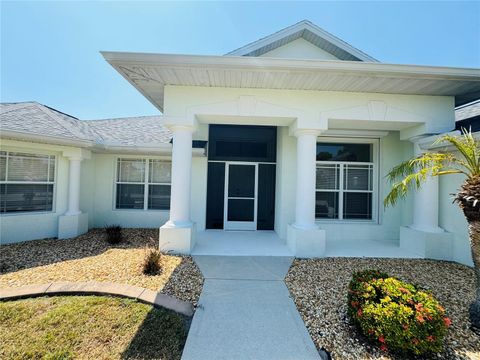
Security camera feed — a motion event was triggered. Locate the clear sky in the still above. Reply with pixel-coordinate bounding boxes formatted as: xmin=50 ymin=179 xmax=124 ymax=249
xmin=1 ymin=1 xmax=479 ymax=119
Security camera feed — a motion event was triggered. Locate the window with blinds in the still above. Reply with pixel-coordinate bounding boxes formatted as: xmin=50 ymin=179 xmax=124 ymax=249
xmin=115 ymin=158 xmax=171 ymax=210
xmin=0 ymin=151 xmax=55 ymax=213
xmin=315 ymin=142 xmax=375 ymax=220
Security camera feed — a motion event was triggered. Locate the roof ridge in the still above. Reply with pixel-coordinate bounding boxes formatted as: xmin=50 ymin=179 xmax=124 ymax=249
xmin=225 ymin=20 xmax=307 ymax=56
xmin=85 ymin=114 xmax=163 ymax=122
xmin=38 ymin=104 xmax=91 ymax=140
xmin=0 ymin=102 xmax=38 ymax=115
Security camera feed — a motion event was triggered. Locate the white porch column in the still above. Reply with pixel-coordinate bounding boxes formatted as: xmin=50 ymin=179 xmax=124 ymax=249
xmin=159 ymin=124 xmax=196 ymax=254
xmin=58 ymin=149 xmax=91 ymax=239
xmin=65 ymin=157 xmax=82 ymax=216
xmin=399 ymin=137 xmax=452 ymax=261
xmin=287 ymin=128 xmax=326 ymax=258
xmin=168 ymin=125 xmax=194 ymax=226
xmin=294 ymin=129 xmax=320 ymax=229
xmin=411 ymin=141 xmax=443 ymax=233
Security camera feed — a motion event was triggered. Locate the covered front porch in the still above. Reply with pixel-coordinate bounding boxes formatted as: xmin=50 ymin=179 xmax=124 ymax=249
xmin=191 ymin=230 xmax=423 ymax=259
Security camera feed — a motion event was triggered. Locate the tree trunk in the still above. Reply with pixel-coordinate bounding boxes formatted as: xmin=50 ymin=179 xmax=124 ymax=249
xmin=468 ymin=220 xmax=480 ymax=329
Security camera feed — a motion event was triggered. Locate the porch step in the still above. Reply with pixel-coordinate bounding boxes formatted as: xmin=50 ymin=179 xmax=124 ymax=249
xmin=193 ymin=255 xmax=294 ymax=281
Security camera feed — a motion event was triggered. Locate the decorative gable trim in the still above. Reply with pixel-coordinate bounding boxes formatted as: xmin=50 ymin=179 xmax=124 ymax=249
xmin=226 ymin=20 xmax=378 ymax=62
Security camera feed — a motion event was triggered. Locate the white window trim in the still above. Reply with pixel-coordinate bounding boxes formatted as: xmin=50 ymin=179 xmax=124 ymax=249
xmin=113 ymin=157 xmax=171 ymax=211
xmin=315 ymin=137 xmax=379 ymax=224
xmin=0 ymin=150 xmax=57 ymax=215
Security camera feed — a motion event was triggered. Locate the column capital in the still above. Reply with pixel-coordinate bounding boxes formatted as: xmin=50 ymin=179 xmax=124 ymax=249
xmin=169 ymin=124 xmax=197 ymax=133
xmin=62 ymin=148 xmax=91 ymax=161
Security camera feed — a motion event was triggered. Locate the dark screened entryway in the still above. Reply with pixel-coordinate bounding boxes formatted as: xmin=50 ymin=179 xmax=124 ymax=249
xmin=206 ymin=125 xmax=277 ymax=230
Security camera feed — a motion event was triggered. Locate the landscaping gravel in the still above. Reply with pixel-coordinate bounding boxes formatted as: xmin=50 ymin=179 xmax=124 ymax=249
xmin=0 ymin=229 xmax=203 ymax=305
xmin=285 ymin=258 xmax=480 ymax=360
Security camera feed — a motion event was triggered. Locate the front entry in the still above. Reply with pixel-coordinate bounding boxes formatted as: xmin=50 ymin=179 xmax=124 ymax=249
xmin=206 ymin=125 xmax=277 ymax=231
xmin=224 ymin=163 xmax=258 ymax=230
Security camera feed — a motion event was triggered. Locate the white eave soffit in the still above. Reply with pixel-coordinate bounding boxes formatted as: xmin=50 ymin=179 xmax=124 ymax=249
xmin=225 ymin=20 xmax=378 ymax=62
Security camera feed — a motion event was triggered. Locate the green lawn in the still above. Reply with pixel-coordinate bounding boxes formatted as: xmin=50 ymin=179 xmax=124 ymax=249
xmin=0 ymin=296 xmax=189 ymax=360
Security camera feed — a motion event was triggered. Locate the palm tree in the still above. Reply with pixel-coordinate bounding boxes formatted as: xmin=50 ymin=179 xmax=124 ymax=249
xmin=384 ymin=129 xmax=480 ymax=329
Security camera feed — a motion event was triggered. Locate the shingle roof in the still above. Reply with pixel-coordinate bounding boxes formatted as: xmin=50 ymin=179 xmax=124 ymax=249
xmin=86 ymin=116 xmax=172 ymax=146
xmin=0 ymin=102 xmax=172 ymax=147
xmin=455 ymin=100 xmax=480 ymax=121
xmin=0 ymin=102 xmax=92 ymax=141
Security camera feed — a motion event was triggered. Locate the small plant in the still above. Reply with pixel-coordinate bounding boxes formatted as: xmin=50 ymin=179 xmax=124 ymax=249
xmin=104 ymin=225 xmax=122 ymax=244
xmin=142 ymin=247 xmax=163 ymax=275
xmin=348 ymin=269 xmax=450 ymax=356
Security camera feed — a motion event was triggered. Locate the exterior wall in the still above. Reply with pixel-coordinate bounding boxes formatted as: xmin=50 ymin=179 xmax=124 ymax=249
xmin=89 ymin=153 xmax=170 ymax=228
xmin=260 ymin=38 xmax=340 ymax=60
xmin=0 ymin=140 xmax=72 ymax=244
xmin=164 ymin=86 xmax=455 ymax=137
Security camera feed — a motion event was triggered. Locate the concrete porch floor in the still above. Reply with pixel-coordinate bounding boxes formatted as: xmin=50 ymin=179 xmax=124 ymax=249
xmin=192 ymin=230 xmax=293 ymax=256
xmin=192 ymin=230 xmax=423 ymax=259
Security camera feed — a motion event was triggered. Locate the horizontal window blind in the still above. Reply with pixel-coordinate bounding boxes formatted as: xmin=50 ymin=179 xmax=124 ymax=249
xmin=315 ymin=142 xmax=375 ymax=221
xmin=115 ymin=158 xmax=171 ymax=210
xmin=0 ymin=151 xmax=55 ymax=213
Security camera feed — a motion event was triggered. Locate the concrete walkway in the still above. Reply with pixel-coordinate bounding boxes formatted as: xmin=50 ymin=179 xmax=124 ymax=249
xmin=182 ymin=256 xmax=320 ymax=360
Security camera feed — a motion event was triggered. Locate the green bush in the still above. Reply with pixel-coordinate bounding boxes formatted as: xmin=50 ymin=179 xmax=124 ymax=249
xmin=348 ymin=269 xmax=451 ymax=355
xmin=142 ymin=247 xmax=163 ymax=275
xmin=104 ymin=225 xmax=122 ymax=244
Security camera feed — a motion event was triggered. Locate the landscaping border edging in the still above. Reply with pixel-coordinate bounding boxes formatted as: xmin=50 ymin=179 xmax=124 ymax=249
xmin=0 ymin=281 xmax=194 ymax=316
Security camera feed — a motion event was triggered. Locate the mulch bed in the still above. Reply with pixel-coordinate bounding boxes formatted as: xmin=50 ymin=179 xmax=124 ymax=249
xmin=285 ymin=258 xmax=479 ymax=360
xmin=0 ymin=229 xmax=203 ymax=306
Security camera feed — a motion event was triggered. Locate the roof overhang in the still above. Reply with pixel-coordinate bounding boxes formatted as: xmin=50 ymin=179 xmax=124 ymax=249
xmin=102 ymin=52 xmax=480 ymax=112
xmin=1 ymin=130 xmax=206 ymax=156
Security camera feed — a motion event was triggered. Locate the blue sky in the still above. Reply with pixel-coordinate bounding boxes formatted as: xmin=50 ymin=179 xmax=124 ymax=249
xmin=1 ymin=1 xmax=479 ymax=119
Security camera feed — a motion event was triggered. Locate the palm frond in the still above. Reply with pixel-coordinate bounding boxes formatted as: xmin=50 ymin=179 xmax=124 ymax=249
xmin=384 ymin=129 xmax=480 ymax=208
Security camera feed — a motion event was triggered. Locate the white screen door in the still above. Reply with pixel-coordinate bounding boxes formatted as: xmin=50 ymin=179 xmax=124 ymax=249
xmin=224 ymin=162 xmax=258 ymax=230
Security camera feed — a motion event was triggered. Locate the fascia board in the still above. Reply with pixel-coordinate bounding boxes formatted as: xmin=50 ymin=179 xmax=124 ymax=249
xmin=1 ymin=130 xmax=95 ymax=148
xmin=101 ymin=52 xmax=480 ymax=81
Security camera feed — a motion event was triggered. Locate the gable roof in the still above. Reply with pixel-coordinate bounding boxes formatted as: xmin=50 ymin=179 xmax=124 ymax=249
xmin=0 ymin=102 xmax=92 ymax=142
xmin=86 ymin=116 xmax=171 ymax=146
xmin=226 ymin=20 xmax=378 ymax=62
xmin=0 ymin=102 xmax=173 ymax=150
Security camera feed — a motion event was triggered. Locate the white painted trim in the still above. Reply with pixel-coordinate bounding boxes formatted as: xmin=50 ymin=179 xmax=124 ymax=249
xmin=102 ymin=51 xmax=480 ymax=79
xmin=223 ymin=162 xmax=258 ymax=231
xmin=1 ymin=130 xmax=94 ymax=148
xmin=0 ymin=151 xmax=57 ymax=215
xmin=315 ymin=137 xmax=379 ymax=223
xmin=113 ymin=157 xmax=172 ymax=211
xmin=322 ymin=129 xmax=390 ymax=138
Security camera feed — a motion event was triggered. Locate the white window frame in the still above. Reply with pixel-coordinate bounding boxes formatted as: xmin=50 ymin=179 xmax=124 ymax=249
xmin=114 ymin=157 xmax=171 ymax=211
xmin=315 ymin=137 xmax=379 ymax=223
xmin=0 ymin=150 xmax=57 ymax=214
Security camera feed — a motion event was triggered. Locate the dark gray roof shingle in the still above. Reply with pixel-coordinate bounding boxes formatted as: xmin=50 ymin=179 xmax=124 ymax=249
xmin=0 ymin=102 xmax=171 ymax=146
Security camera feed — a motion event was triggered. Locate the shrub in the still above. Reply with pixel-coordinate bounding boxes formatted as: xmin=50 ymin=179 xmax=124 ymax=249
xmin=142 ymin=247 xmax=163 ymax=275
xmin=348 ymin=269 xmax=450 ymax=355
xmin=104 ymin=225 xmax=122 ymax=244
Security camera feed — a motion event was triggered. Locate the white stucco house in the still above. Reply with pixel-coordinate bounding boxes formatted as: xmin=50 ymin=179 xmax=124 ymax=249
xmin=1 ymin=21 xmax=479 ymax=265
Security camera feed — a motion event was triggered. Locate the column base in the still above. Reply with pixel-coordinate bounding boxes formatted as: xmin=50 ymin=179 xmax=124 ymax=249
xmin=159 ymin=221 xmax=196 ymax=255
xmin=400 ymin=226 xmax=453 ymax=261
xmin=58 ymin=213 xmax=89 ymax=239
xmin=287 ymin=224 xmax=326 ymax=258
